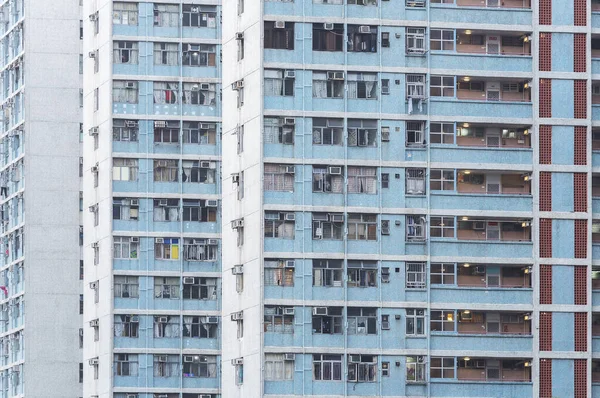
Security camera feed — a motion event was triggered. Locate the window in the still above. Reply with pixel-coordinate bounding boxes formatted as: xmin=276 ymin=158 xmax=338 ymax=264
xmin=182 ymin=277 xmax=217 ymax=300
xmin=182 ymin=122 xmax=217 ymax=145
xmin=265 ymin=259 xmax=295 ymax=286
xmin=348 ymin=119 xmax=377 ymax=147
xmin=237 ymin=318 xmax=244 ymax=338
xmin=114 ymin=354 xmax=139 ymax=376
xmin=182 ymin=44 xmax=216 ymax=67
xmin=235 ymin=363 xmax=244 ymax=385
xmin=113 ymin=236 xmax=139 ymax=259
xmin=155 ymin=238 xmax=180 ymax=260
xmin=182 ymin=238 xmax=218 ymax=261
xmin=313 ymin=166 xmax=344 ymax=193
xmin=264 ymin=22 xmax=294 ymax=50
xmin=113 ymin=198 xmax=139 ymax=221
xmin=406 ymin=169 xmax=426 ymax=195
xmin=154 ymin=316 xmax=179 ymax=338
xmin=313 ymin=72 xmax=344 ymax=99
xmin=113 ymin=41 xmax=138 ymax=64
xmin=312 ymin=118 xmax=343 ymax=145
xmin=431 ymin=263 xmax=455 ymax=285
xmin=114 ymin=276 xmax=138 ymax=298
xmin=114 ymin=315 xmax=139 ymax=337
xmin=347 ymin=261 xmax=377 ymax=287
xmin=154 ymin=42 xmax=179 ymax=65
xmin=381 ymin=79 xmax=390 ymax=94
xmin=264 ymin=69 xmax=295 ymax=96
xmin=314 ymin=0 xmax=343 ymax=3
xmin=406 ymin=121 xmax=425 ymax=146
xmin=347 ymin=214 xmax=377 ymax=240
xmin=112 ymin=158 xmax=138 ymax=181
xmin=430 ymin=76 xmax=455 ymax=97
xmin=264 ymin=117 xmax=295 ymax=145
xmin=154 ymin=355 xmax=179 ymax=377
xmin=406 ymin=356 xmax=426 ymax=382
xmin=113 ymin=81 xmax=138 ymax=103
xmin=430 ymin=169 xmax=455 ymax=191
xmin=153 ymin=199 xmax=179 ymax=221
xmin=79 ymin=54 xmax=83 ymax=74
xmin=183 ymin=199 xmax=216 ymax=222
xmin=182 ymin=160 xmax=216 ymax=184
xmin=264 ymin=164 xmax=295 ymax=192
xmin=430 ymin=122 xmax=454 ymax=144
xmin=313 ymin=307 xmax=343 ymax=334
xmin=347 ymin=25 xmax=377 ymax=53
xmin=313 ymin=259 xmax=343 ymax=287
xmin=313 ymin=354 xmax=342 ymax=381
xmin=430 ymin=311 xmax=455 ymax=332
xmin=381 ymin=173 xmax=389 ymax=189
xmin=183 ymin=316 xmax=217 ymax=338
xmin=458 ymin=33 xmax=484 ymax=45
xmin=183 ymin=83 xmax=217 ymax=106
xmin=406 ymin=263 xmax=426 ymax=289
xmin=264 ymin=211 xmax=295 ymax=239
xmin=406 ymin=28 xmax=426 ymax=54
xmin=182 ymin=5 xmax=216 ymax=27
xmin=313 ymin=23 xmax=344 ymax=51
xmin=406 ymin=215 xmax=426 ymax=240
xmin=154 ymin=4 xmax=179 ymax=27
xmin=457 ymin=81 xmax=485 ymax=92
xmin=113 ymin=2 xmax=138 ymax=25
xmin=347 ymin=355 xmax=377 ymax=382
xmin=430 ymin=29 xmax=454 ymax=51
xmin=347 ymin=167 xmax=377 ymax=194
xmin=264 ymin=354 xmax=294 ymax=380
xmin=113 ymin=119 xmax=139 ymax=141
xmin=154 ymin=277 xmax=180 ymax=299
xmin=406 ymin=309 xmax=425 ymax=336
xmin=430 ymin=216 xmax=455 ymax=238
xmin=430 ymin=357 xmax=455 ymax=379
xmin=264 ymin=306 xmax=294 ymax=333
xmin=153 ymin=84 xmax=179 ymax=106
xmin=154 ymin=159 xmax=179 ymax=182
xmin=237 ymin=36 xmax=244 ymax=60
xmin=347 ymin=307 xmax=377 ymax=335
xmin=313 ymin=213 xmax=344 ymax=239
xmin=79 ymin=362 xmax=83 ymax=382
xmin=182 ymin=355 xmax=217 ymax=378
xmin=347 ymin=73 xmax=378 ymax=99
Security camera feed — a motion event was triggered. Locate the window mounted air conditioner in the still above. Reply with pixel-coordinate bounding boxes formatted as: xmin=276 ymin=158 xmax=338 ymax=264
xmin=381 ymin=127 xmax=390 ymax=142
xmin=381 ymin=220 xmax=390 ymax=235
xmin=89 ymin=358 xmax=99 ymax=366
xmin=235 ymin=32 xmax=244 ymax=40
xmin=125 ymin=82 xmax=136 ymax=89
xmin=184 ymin=355 xmax=195 ymax=363
xmin=327 ymin=71 xmax=344 ymax=80
xmin=313 ymin=307 xmax=328 ymax=316
xmin=187 ymin=44 xmax=200 ymax=51
xmin=284 ymin=70 xmax=296 ymax=79
xmin=200 ymin=161 xmax=211 ymax=168
xmin=158 ymin=199 xmax=168 ymax=206
xmin=284 ymin=353 xmax=295 ymax=361
xmin=91 ymin=242 xmax=99 ymax=249
xmin=183 ymin=277 xmax=195 ymax=284
xmin=126 ymin=394 xmax=137 ymax=398
xmin=284 ymin=213 xmax=296 ymax=221
xmin=125 ymin=120 xmax=138 ymax=128
xmin=359 ymin=26 xmax=371 ymax=34
xmin=130 ymin=199 xmax=139 ymax=206
xmin=232 ymin=80 xmax=244 ymax=90
xmin=232 ymin=265 xmax=244 ymax=275
xmin=232 ymin=358 xmax=244 ymax=365
xmin=88 ymin=51 xmax=96 ymax=59
xmin=473 ymin=221 xmax=485 ymax=230
xmin=200 ymin=83 xmax=211 ymax=91
xmin=200 ymin=123 xmax=212 ymax=130
xmin=157 ymin=160 xmax=168 ymax=167
xmin=157 ymin=355 xmax=168 ymax=362
xmin=348 ymin=354 xmax=361 ymax=363
xmin=89 ymin=13 xmax=97 ymax=21
xmin=330 ymin=214 xmax=344 ymax=223
xmin=89 ymin=319 xmax=99 ymax=327
xmin=328 ymin=166 xmax=342 ymax=175
xmin=206 ymin=200 xmax=218 ymax=207
xmin=155 ymin=238 xmax=164 ymax=243
xmin=130 ymin=237 xmax=139 ymax=243
xmin=231 ymin=311 xmax=243 ymax=321
xmin=199 ymin=395 xmax=212 ymax=398
xmin=206 ymin=316 xmax=219 ymax=324
xmin=274 ymin=21 xmax=286 ymax=29
xmin=207 ymin=238 xmax=219 ymax=245
xmin=324 ymin=23 xmax=334 ymax=31
xmin=154 ymin=120 xmax=167 ymax=128
xmin=89 ymin=281 xmax=98 ymax=289
xmin=158 ymin=316 xmax=168 ymax=323
xmin=285 ymin=260 xmax=295 ymax=268
xmin=285 ymin=165 xmax=295 ymax=174
xmin=131 ymin=315 xmax=140 ymax=322
xmin=284 ymin=117 xmax=296 ymax=126
xmin=190 ymin=6 xmax=200 ymax=12
xmin=283 ymin=307 xmax=295 ymax=315
xmin=89 ymin=127 xmax=99 ymax=135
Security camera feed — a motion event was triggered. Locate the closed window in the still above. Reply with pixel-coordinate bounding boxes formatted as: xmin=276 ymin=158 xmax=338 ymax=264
xmin=347 ymin=167 xmax=377 ymax=194
xmin=347 ymin=355 xmax=377 ymax=382
xmin=430 ymin=169 xmax=455 ymax=191
xmin=154 ymin=42 xmax=179 ymax=65
xmin=264 ymin=164 xmax=295 ymax=191
xmin=114 ymin=354 xmax=139 ymax=376
xmin=112 ymin=81 xmax=138 ymax=103
xmin=430 ymin=122 xmax=454 ymax=144
xmin=312 ymin=118 xmax=343 ymax=145
xmin=153 ymin=83 xmax=179 ymax=105
xmin=313 ymin=259 xmax=343 ymax=287
xmin=112 ymin=158 xmax=138 ymax=181
xmin=430 ymin=263 xmax=455 ymax=285
xmin=347 ymin=307 xmax=377 ymax=335
xmin=113 ymin=236 xmax=139 ymax=259
xmin=348 ymin=119 xmax=377 ymax=147
xmin=430 ymin=76 xmax=455 ymax=97
xmin=264 ymin=69 xmax=295 ymax=96
xmin=154 ymin=238 xmax=179 ymax=260
xmin=182 ymin=277 xmax=217 ymax=300
xmin=265 ymin=259 xmax=295 ymax=286
xmin=264 ymin=22 xmax=294 ymax=50
xmin=113 ymin=2 xmax=138 ymax=25
xmin=183 ymin=121 xmax=217 ymax=144
xmin=114 ymin=276 xmax=139 ymax=298
xmin=154 ymin=277 xmax=180 ymax=299
xmin=347 ymin=260 xmax=377 ymax=287
xmin=430 ymin=216 xmax=455 ymax=238
xmin=347 ymin=213 xmax=377 ymax=240
xmin=406 ymin=309 xmax=425 ymax=336
xmin=264 ymin=306 xmax=294 ymax=333
xmin=313 ymin=354 xmax=342 ymax=381
xmin=154 ymin=4 xmax=179 ymax=27
xmin=430 ymin=357 xmax=455 ymax=379
xmin=430 ymin=311 xmax=455 ymax=332
xmin=430 ymin=29 xmax=454 ymax=51
xmin=264 ymin=354 xmax=294 ymax=380
xmin=154 ymin=160 xmax=179 ymax=182
xmin=182 ymin=5 xmax=216 ymax=27
xmin=264 ymin=117 xmax=294 ymax=145
xmin=313 ymin=72 xmax=344 ymax=99
xmin=313 ymin=23 xmax=344 ymax=51
xmin=182 ymin=44 xmax=216 ymax=66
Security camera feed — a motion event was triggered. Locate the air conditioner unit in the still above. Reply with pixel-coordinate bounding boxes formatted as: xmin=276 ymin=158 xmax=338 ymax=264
xmin=284 ymin=117 xmax=295 ymax=125
xmin=89 ymin=319 xmax=99 ymax=327
xmin=158 ymin=199 xmax=168 ymax=206
xmin=200 ymin=83 xmax=211 ymax=91
xmin=131 ymin=315 xmax=139 ymax=322
xmin=359 ymin=26 xmax=371 ymax=34
xmin=327 ymin=71 xmax=344 ymax=80
xmin=89 ymin=13 xmax=97 ymax=21
xmin=130 ymin=237 xmax=139 ymax=243
xmin=88 ymin=51 xmax=96 ymax=58
xmin=206 ymin=199 xmax=218 ymax=207
xmin=381 ymin=220 xmax=390 ymax=235
xmin=199 ymin=395 xmax=212 ymax=398
xmin=91 ymin=165 xmax=99 ymax=173
xmin=231 ymin=311 xmax=243 ymax=321
xmin=130 ymin=199 xmax=139 ymax=206
xmin=79 ymin=329 xmax=84 ymax=337
xmin=89 ymin=281 xmax=98 ymax=289
xmin=207 ymin=238 xmax=219 ymax=245
xmin=154 ymin=120 xmax=166 ymax=128
xmin=283 ymin=166 xmax=295 ymax=175
xmin=184 ymin=355 xmax=195 ymax=363
xmin=187 ymin=44 xmax=200 ymax=51
xmin=283 ymin=307 xmax=295 ymax=315
xmin=88 ymin=205 xmax=97 ymax=213
xmin=235 ymin=32 xmax=244 ymax=40
xmin=284 ymin=70 xmax=295 ymax=79
xmin=284 ymin=353 xmax=295 ymax=361
xmin=232 ymin=219 xmax=244 ymax=229
xmin=348 ymin=354 xmax=361 ymax=363
xmin=200 ymin=161 xmax=211 ymax=168
xmin=328 ymin=166 xmax=342 ymax=175
xmin=125 ymin=120 xmax=138 ymax=128
xmin=157 ymin=355 xmax=168 ymax=362
xmin=381 ymin=128 xmax=390 ymax=142
xmin=232 ymin=265 xmax=243 ymax=275
xmin=284 ymin=213 xmax=296 ymax=221
xmin=125 ymin=82 xmax=136 ymax=89
xmin=91 ymin=242 xmax=99 ymax=249
xmin=330 ymin=214 xmax=344 ymax=223
xmin=183 ymin=276 xmax=195 ymax=284
xmin=285 ymin=260 xmax=295 ymax=268
xmin=323 ymin=23 xmax=334 ymax=31
xmin=157 ymin=160 xmax=168 ymax=167
xmin=155 ymin=238 xmax=164 ymax=244
xmin=206 ymin=316 xmax=219 ymax=324
xmin=473 ymin=221 xmax=485 ymax=230
xmin=190 ymin=6 xmax=200 ymax=12
xmin=126 ymin=394 xmax=138 ymax=398
xmin=89 ymin=357 xmax=99 ymax=366
xmin=312 ymin=307 xmax=328 ymax=316
xmin=89 ymin=127 xmax=99 ymax=135
xmin=274 ymin=21 xmax=286 ymax=29
xmin=158 ymin=316 xmax=169 ymax=323
xmin=417 ymin=356 xmax=425 ymax=363
xmin=232 ymin=358 xmax=243 ymax=365
xmin=232 ymin=80 xmax=244 ymax=90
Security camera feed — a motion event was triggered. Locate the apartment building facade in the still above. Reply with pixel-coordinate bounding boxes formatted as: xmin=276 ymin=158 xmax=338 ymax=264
xmin=220 ymin=0 xmax=600 ymax=397
xmin=0 ymin=0 xmax=84 ymax=397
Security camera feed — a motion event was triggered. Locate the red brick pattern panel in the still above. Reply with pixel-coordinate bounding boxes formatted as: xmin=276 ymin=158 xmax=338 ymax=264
xmin=539 ymin=218 xmax=552 ymax=258
xmin=540 ymin=265 xmax=552 ymax=304
xmin=574 ymin=80 xmax=587 ymax=119
xmin=539 ymin=359 xmax=552 ymax=398
xmin=574 ymin=0 xmax=587 ymax=26
xmin=539 ymin=33 xmax=552 ymax=72
xmin=574 ymin=34 xmax=586 ymax=72
xmin=574 ymin=313 xmax=587 ymax=351
xmin=539 ymin=126 xmax=552 ymax=165
xmin=574 ymin=220 xmax=587 ymax=259
xmin=574 ymin=266 xmax=587 ymax=305
xmin=539 ymin=172 xmax=552 ymax=211
xmin=574 ymin=173 xmax=587 ymax=212
xmin=574 ymin=359 xmax=587 ymax=398
xmin=539 ymin=0 xmax=551 ymax=25
xmin=574 ymin=126 xmax=587 ymax=165
xmin=539 ymin=312 xmax=552 ymax=351
xmin=539 ymin=79 xmax=552 ymax=118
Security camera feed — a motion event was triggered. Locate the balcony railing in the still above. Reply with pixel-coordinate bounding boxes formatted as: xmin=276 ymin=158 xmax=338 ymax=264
xmin=432 ymin=0 xmax=531 ymax=8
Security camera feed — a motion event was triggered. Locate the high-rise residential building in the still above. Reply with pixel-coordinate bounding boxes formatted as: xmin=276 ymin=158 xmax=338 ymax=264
xmin=84 ymin=0 xmax=600 ymax=398
xmin=82 ymin=1 xmax=222 ymax=398
xmin=0 ymin=0 xmax=84 ymax=397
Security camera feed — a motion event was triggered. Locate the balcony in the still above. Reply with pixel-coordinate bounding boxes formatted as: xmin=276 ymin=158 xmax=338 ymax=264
xmin=593 ymin=37 xmax=600 ymax=74
xmin=456 ymin=358 xmax=532 ymax=382
xmin=430 ymin=0 xmax=531 ymax=26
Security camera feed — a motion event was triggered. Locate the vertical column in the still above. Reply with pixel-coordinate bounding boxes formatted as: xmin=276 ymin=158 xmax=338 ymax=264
xmin=539 ymin=359 xmax=552 ymax=397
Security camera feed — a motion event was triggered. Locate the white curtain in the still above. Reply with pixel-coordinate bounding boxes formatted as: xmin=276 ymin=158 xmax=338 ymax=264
xmin=183 ymin=316 xmax=194 ymax=336
xmin=206 ymin=279 xmax=217 ymax=299
xmin=312 ymin=73 xmax=328 ymax=98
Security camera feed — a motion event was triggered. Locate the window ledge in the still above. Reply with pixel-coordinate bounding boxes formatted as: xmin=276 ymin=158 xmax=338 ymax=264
xmin=431 ymin=51 xmax=532 ymax=58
